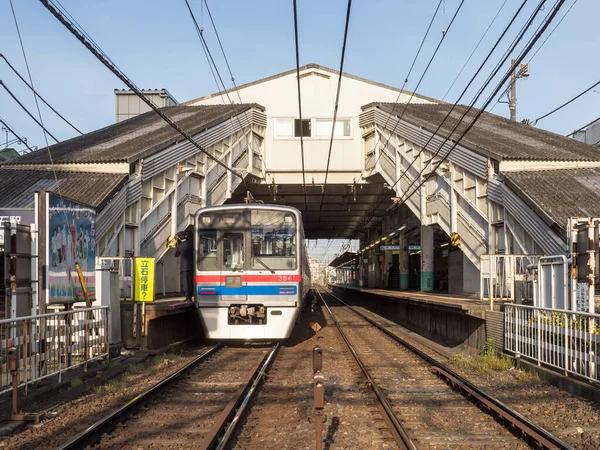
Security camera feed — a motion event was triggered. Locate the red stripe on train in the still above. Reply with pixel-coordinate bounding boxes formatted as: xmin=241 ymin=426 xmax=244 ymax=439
xmin=195 ymin=274 xmax=302 ymax=283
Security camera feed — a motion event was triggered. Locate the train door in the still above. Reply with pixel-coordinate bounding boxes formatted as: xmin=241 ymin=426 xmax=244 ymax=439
xmin=219 ymin=230 xmax=247 ymax=304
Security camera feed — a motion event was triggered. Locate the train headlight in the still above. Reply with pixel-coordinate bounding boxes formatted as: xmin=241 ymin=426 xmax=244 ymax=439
xmin=202 ymin=216 xmax=211 ymax=224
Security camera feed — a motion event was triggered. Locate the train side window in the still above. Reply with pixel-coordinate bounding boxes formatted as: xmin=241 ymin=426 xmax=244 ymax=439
xmin=223 ymin=232 xmax=244 ymax=271
xmin=197 ymin=229 xmax=217 ymax=270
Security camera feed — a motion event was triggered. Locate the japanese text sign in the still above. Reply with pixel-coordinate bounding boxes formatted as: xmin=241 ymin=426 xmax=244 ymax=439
xmin=135 ymin=257 xmax=155 ymax=302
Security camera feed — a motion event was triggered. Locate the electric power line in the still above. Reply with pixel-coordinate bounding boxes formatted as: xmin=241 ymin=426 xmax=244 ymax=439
xmin=318 ymin=0 xmax=353 ymax=224
xmin=354 ymin=0 xmax=546 ymax=233
xmin=0 ymin=116 xmax=35 ymax=152
xmin=362 ymin=0 xmax=466 ymax=186
xmin=361 ymin=0 xmax=444 ymax=179
xmin=40 ymin=0 xmax=248 ymax=188
xmin=0 ymin=53 xmax=82 ymax=134
xmin=292 ymin=0 xmax=309 ymax=219
xmin=528 ymin=0 xmax=578 ymax=63
xmin=0 ymin=80 xmax=59 ymax=142
xmin=533 ymin=78 xmax=600 ymax=124
xmin=387 ymin=0 xmax=567 ymax=225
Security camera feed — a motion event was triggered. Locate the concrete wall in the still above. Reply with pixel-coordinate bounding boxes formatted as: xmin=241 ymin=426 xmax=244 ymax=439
xmin=191 ymin=66 xmax=431 ymax=184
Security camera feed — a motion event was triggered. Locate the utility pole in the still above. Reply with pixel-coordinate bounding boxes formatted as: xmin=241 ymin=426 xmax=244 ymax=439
xmin=508 ymin=59 xmax=530 ymax=121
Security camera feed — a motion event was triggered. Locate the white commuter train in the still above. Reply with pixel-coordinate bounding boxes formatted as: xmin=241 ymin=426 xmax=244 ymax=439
xmin=194 ymin=204 xmax=311 ymax=340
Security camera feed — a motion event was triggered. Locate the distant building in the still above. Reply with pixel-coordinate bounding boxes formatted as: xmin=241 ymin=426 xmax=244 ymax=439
xmin=115 ymin=89 xmax=178 ymax=123
xmin=0 ymin=148 xmax=20 ymax=161
xmin=572 ymin=117 xmax=600 ymax=146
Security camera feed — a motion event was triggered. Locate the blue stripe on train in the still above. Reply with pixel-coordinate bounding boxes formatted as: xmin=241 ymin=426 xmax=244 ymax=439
xmin=198 ymin=285 xmax=298 ymax=296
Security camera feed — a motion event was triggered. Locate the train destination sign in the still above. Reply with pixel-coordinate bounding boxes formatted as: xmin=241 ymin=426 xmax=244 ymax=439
xmin=380 ymin=245 xmax=400 ymax=251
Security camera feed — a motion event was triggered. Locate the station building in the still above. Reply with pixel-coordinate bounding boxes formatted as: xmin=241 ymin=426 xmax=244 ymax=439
xmin=1 ymin=63 xmax=599 ymax=308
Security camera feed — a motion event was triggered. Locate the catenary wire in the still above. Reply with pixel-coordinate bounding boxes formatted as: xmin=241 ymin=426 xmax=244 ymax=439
xmin=184 ymin=0 xmax=269 ymax=196
xmin=0 ymin=53 xmax=82 ymax=135
xmin=0 ymin=115 xmax=36 ymax=152
xmin=360 ymin=0 xmax=444 ymax=179
xmin=386 ymin=0 xmax=567 ymax=224
xmin=40 ymin=0 xmax=248 ymax=187
xmin=292 ymin=0 xmax=309 ymax=219
xmin=318 ymin=0 xmax=353 ymax=224
xmin=533 ymin=78 xmax=600 ymax=124
xmin=203 ymin=0 xmax=243 ymax=104
xmin=441 ymin=0 xmax=509 ymax=101
xmin=527 ymin=0 xmax=578 ymax=63
xmin=0 ymin=80 xmax=59 ymax=142
xmin=355 ymin=0 xmax=543 ymax=233
xmin=361 ymin=0 xmax=466 ymax=187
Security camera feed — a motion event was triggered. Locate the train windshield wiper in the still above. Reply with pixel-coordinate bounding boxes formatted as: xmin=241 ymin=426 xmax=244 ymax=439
xmin=253 ymin=256 xmax=275 ymax=274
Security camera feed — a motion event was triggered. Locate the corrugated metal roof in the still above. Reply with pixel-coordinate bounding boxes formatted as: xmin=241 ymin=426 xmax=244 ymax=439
xmin=3 ymin=104 xmax=258 ymax=166
xmin=0 ymin=169 xmax=127 ymax=210
xmin=504 ymin=168 xmax=600 ymax=232
xmin=329 ymin=251 xmax=358 ymax=268
xmin=371 ymin=103 xmax=600 ymax=162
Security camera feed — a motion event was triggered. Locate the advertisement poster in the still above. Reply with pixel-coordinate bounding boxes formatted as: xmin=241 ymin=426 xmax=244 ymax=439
xmin=48 ymin=194 xmax=96 ymax=303
xmin=135 ymin=257 xmax=155 ymax=302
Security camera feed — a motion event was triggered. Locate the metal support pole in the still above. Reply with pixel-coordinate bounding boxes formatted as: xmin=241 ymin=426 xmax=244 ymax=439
xmin=312 ymin=345 xmax=325 ymax=450
xmin=509 ymin=59 xmax=517 ymax=121
xmin=8 ymin=346 xmax=18 ymax=416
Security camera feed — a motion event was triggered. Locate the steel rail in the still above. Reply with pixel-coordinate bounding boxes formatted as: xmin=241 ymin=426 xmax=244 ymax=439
xmin=56 ymin=344 xmax=222 ymax=450
xmin=316 ymin=290 xmax=417 ymax=450
xmin=324 ymin=289 xmax=574 ymax=450
xmin=215 ymin=343 xmax=280 ymax=450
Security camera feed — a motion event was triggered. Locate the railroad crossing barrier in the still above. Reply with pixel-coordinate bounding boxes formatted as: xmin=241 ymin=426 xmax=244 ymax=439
xmin=0 ymin=306 xmax=109 ymax=394
xmin=505 ymin=304 xmax=599 ymax=383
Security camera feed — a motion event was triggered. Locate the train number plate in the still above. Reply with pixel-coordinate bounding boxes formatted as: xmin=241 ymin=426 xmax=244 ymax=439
xmin=225 ymin=276 xmax=242 ymax=288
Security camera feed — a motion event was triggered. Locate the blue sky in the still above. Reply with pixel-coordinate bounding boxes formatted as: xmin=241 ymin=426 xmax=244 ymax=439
xmin=1 ymin=0 xmax=598 ymax=151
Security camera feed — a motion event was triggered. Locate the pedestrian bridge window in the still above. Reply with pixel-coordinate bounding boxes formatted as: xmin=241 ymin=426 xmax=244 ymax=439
xmin=274 ymin=118 xmax=311 ymax=138
xmin=315 ymin=118 xmax=352 ymax=138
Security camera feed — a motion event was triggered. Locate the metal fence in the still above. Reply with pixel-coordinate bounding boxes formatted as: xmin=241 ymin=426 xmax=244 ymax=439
xmin=480 ymin=254 xmax=542 ymax=306
xmin=505 ymin=304 xmax=599 ymax=383
xmin=0 ymin=306 xmax=109 ymax=394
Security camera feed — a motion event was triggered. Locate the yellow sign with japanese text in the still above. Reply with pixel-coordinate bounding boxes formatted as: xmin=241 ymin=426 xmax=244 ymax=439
xmin=135 ymin=257 xmax=155 ymax=302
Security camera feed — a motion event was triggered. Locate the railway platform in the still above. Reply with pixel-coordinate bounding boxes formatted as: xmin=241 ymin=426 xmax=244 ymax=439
xmin=120 ymin=297 xmax=200 ymax=351
xmin=330 ymin=284 xmax=500 ymax=354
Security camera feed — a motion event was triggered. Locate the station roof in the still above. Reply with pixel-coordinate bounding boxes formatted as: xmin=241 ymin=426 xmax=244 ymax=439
xmin=189 ymin=63 xmax=439 ymax=104
xmin=369 ymin=103 xmax=600 ymax=162
xmin=504 ymin=168 xmax=600 ymax=231
xmin=0 ymin=169 xmax=126 ymax=210
xmin=2 ymin=104 xmax=257 ymax=166
xmin=329 ymin=251 xmax=358 ymax=268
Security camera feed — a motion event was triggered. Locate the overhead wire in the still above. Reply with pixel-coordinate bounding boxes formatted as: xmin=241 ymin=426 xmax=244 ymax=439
xmin=567 ymin=116 xmax=600 ymax=137
xmin=0 ymin=53 xmax=82 ymax=135
xmin=0 ymin=115 xmax=36 ymax=152
xmin=441 ymin=0 xmax=510 ymax=101
xmin=360 ymin=0 xmax=444 ymax=179
xmin=527 ymin=0 xmax=578 ymax=63
xmin=362 ymin=0 xmax=466 ymax=186
xmin=0 ymin=80 xmax=59 ymax=142
xmin=184 ymin=0 xmax=269 ymax=197
xmin=394 ymin=0 xmax=567 ymax=212
xmin=292 ymin=0 xmax=309 ymax=219
xmin=365 ymin=0 xmax=567 ymax=233
xmin=40 ymin=0 xmax=248 ymax=189
xmin=354 ymin=0 xmax=545 ymax=232
xmin=533 ymin=78 xmax=600 ymax=124
xmin=318 ymin=0 xmax=353 ymax=225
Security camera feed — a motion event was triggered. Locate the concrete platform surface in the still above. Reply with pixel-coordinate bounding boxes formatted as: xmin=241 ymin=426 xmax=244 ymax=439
xmin=331 ymin=284 xmax=493 ymax=318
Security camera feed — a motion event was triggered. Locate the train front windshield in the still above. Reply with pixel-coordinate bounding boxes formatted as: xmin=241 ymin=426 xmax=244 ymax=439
xmin=250 ymin=210 xmax=296 ymax=270
xmin=196 ymin=209 xmax=297 ymax=271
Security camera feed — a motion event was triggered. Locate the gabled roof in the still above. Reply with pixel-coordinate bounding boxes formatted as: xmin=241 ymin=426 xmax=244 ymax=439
xmin=187 ymin=63 xmax=438 ymax=104
xmin=2 ymin=104 xmax=259 ymax=166
xmin=0 ymin=169 xmax=126 ymax=210
xmin=504 ymin=168 xmax=600 ymax=232
xmin=369 ymin=103 xmax=600 ymax=162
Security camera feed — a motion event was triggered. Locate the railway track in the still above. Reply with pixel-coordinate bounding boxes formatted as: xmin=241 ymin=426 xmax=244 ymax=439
xmin=57 ymin=343 xmax=279 ymax=450
xmin=317 ymin=288 xmax=573 ymax=450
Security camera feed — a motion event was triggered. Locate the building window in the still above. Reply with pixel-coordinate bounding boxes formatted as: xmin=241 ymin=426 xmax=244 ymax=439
xmin=274 ymin=118 xmax=311 ymax=138
xmin=315 ymin=118 xmax=352 ymax=138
